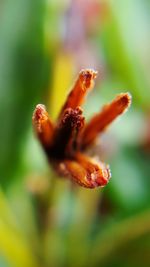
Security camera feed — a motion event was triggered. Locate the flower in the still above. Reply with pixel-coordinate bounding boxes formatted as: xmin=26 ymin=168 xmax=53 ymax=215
xmin=32 ymin=69 xmax=131 ymax=188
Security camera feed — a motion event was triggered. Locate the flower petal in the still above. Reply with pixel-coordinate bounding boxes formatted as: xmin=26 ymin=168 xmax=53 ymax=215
xmin=32 ymin=104 xmax=54 ymax=148
xmin=81 ymin=93 xmax=132 ymax=149
xmin=58 ymin=69 xmax=97 ymax=119
xmin=54 ymin=152 xmax=111 ymax=188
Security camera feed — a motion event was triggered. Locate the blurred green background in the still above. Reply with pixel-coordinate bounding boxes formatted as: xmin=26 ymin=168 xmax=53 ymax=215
xmin=0 ymin=0 xmax=150 ymax=267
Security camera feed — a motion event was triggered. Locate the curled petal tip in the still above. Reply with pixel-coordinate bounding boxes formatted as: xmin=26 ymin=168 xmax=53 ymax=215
xmin=79 ymin=68 xmax=98 ymax=78
xmin=99 ymin=164 xmax=111 ymax=186
xmin=74 ymin=153 xmax=111 ymax=189
xmin=36 ymin=103 xmax=46 ymax=109
xmin=117 ymin=92 xmax=132 ymax=110
xmin=89 ymin=162 xmax=111 ymax=188
xmin=79 ymin=69 xmax=98 ymax=90
xmin=32 ymin=104 xmax=47 ymax=122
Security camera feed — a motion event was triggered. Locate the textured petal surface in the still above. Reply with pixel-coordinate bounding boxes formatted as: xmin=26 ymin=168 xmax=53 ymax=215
xmin=81 ymin=93 xmax=132 ymax=148
xmin=32 ymin=104 xmax=54 ymax=148
xmin=58 ymin=69 xmax=97 ymax=119
xmin=53 ymin=152 xmax=111 ymax=188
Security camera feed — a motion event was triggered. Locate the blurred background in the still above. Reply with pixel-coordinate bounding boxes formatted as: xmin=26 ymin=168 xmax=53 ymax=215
xmin=0 ymin=0 xmax=150 ymax=266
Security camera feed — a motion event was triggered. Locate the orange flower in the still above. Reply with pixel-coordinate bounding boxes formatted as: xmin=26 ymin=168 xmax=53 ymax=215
xmin=32 ymin=69 xmax=131 ymax=188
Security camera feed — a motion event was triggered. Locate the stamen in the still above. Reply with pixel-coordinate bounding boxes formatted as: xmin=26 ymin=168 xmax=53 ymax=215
xmin=81 ymin=93 xmax=132 ymax=149
xmin=50 ymin=107 xmax=85 ymax=159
